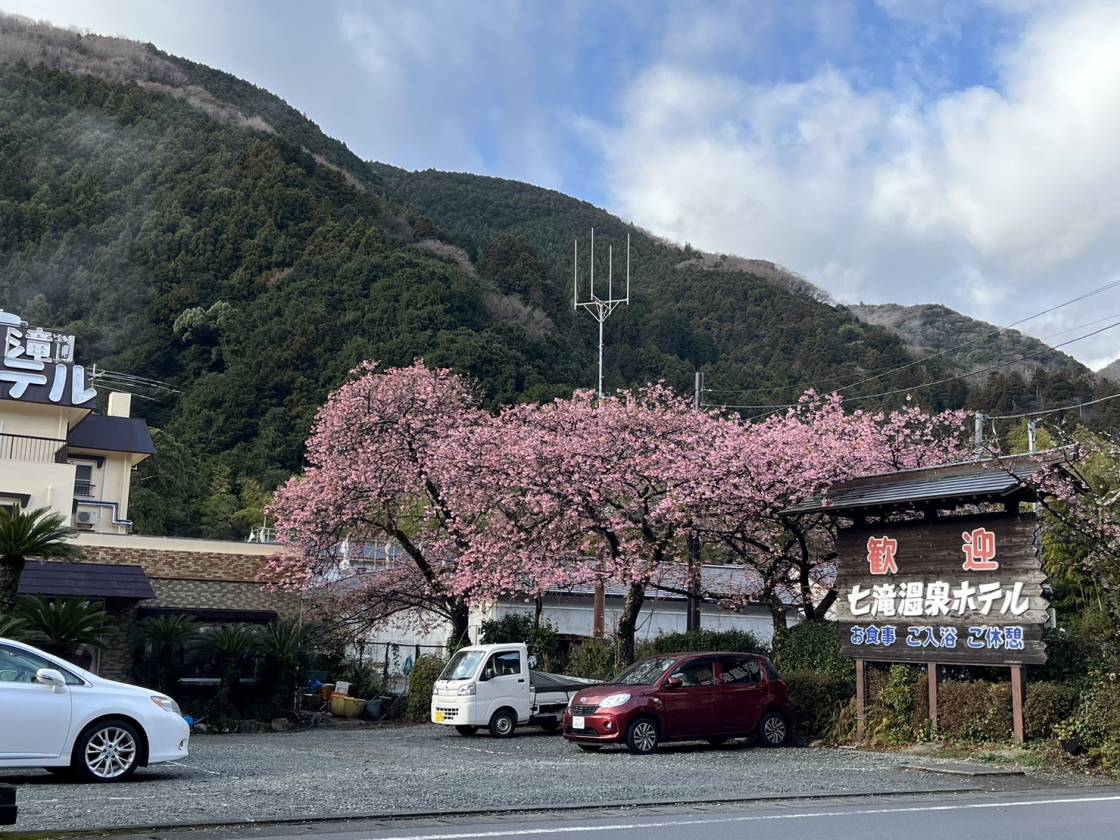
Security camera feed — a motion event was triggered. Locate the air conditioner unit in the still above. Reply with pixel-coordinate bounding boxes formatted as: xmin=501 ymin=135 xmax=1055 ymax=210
xmin=75 ymin=509 xmax=99 ymax=527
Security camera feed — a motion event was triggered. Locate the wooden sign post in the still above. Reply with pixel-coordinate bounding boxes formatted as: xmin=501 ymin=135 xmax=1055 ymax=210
xmin=784 ymin=453 xmax=1068 ymax=745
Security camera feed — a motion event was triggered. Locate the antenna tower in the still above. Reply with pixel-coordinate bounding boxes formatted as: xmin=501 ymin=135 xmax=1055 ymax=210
xmin=574 ymin=228 xmax=630 ymax=402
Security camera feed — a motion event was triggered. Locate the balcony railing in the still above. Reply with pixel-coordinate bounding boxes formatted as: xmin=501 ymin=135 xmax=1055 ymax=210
xmin=0 ymin=433 xmax=68 ymax=464
xmin=74 ymin=480 xmax=96 ymax=498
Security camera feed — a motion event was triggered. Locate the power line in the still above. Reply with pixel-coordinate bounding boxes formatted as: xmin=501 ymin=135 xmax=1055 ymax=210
xmin=986 ymin=391 xmax=1120 ymax=421
xmin=720 ymin=317 xmax=1120 ymax=420
xmin=701 ymin=276 xmax=1120 ymax=399
xmin=841 ymin=318 xmax=1120 ymax=404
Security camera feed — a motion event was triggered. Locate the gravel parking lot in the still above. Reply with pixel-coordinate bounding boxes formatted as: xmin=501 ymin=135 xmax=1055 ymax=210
xmin=0 ymin=724 xmax=1077 ymax=833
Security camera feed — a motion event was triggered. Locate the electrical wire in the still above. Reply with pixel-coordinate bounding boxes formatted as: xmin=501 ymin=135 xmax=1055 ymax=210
xmin=719 ymin=317 xmax=1120 ymax=420
xmin=985 ymin=392 xmax=1120 ymax=421
xmin=699 ymin=277 xmax=1120 ymax=399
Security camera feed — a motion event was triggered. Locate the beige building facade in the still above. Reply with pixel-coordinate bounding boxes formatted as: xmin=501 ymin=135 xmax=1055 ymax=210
xmin=2 ymin=310 xmax=293 ymax=682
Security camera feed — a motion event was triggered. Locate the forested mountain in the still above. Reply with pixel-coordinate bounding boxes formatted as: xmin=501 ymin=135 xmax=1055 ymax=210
xmin=0 ymin=14 xmax=1116 ymax=538
xmin=848 ymin=303 xmax=1087 ymax=376
xmin=1100 ymin=359 xmax=1120 ymax=385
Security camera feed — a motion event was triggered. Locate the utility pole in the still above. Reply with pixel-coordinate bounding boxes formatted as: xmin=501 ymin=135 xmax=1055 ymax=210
xmin=974 ymin=412 xmax=985 ymax=455
xmin=694 ymin=370 xmax=703 ymax=409
xmin=575 ymin=229 xmax=632 ymax=636
xmin=1027 ymin=418 xmax=1038 ymax=453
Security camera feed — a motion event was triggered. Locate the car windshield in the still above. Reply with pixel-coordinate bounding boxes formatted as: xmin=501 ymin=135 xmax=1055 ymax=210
xmin=439 ymin=649 xmax=486 ymax=680
xmin=611 ymin=656 xmax=677 ymax=685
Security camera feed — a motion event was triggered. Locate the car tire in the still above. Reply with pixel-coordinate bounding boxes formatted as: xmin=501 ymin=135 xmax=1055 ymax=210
xmin=72 ymin=719 xmax=142 ymax=783
xmin=757 ymin=712 xmax=790 ymax=747
xmin=577 ymin=744 xmax=602 ymax=753
xmin=488 ymin=708 xmax=517 ymax=738
xmin=626 ymin=717 xmax=660 ymax=755
xmin=539 ymin=720 xmax=561 ymax=732
xmin=454 ymin=725 xmax=478 ymax=736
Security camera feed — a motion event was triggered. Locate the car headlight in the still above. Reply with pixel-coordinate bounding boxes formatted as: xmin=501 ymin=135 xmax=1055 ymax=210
xmin=599 ymin=693 xmax=631 ymax=708
xmin=151 ymin=695 xmax=182 ymax=715
xmin=456 ymin=683 xmax=476 ymax=696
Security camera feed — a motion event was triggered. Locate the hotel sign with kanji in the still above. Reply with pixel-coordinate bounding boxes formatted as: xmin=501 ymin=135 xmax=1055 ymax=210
xmin=0 ymin=313 xmax=96 ymax=408
xmin=833 ymin=513 xmax=1048 ymax=665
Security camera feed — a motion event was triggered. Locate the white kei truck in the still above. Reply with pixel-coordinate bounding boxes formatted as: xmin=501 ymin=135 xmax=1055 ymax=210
xmin=431 ymin=643 xmax=596 ymax=737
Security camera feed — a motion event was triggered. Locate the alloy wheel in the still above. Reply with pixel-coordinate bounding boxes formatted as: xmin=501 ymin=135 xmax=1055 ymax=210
xmin=84 ymin=726 xmax=137 ymax=779
xmin=762 ymin=714 xmax=787 ymax=746
xmin=630 ymin=720 xmax=658 ymax=753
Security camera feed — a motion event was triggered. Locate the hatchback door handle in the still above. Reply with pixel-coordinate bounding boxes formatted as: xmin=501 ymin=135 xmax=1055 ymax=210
xmin=518 ymin=678 xmax=525 ymax=683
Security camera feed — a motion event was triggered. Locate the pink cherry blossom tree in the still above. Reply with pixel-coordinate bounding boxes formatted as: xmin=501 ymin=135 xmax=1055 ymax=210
xmin=270 ymin=357 xmax=973 ymax=658
xmin=268 ymin=361 xmax=487 ymax=647
xmin=690 ymin=394 xmax=970 ymax=634
xmin=451 ymin=385 xmax=717 ymax=666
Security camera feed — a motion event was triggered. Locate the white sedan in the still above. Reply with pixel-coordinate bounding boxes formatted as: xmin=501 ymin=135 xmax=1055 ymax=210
xmin=0 ymin=637 xmax=190 ymax=782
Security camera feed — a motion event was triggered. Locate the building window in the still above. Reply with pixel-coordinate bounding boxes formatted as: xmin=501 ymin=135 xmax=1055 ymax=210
xmin=72 ymin=462 xmax=95 ymax=498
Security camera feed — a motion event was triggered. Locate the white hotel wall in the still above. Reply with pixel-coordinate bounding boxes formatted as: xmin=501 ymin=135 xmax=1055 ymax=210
xmin=479 ymin=595 xmax=787 ymax=646
xmin=353 ymin=596 xmax=795 ymax=675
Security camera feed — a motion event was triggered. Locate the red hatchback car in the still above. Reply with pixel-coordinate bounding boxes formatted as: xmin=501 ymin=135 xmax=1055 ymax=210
xmin=562 ymin=651 xmax=793 ymax=754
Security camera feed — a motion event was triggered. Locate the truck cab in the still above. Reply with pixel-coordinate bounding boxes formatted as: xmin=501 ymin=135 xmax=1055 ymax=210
xmin=431 ymin=643 xmax=591 ymax=738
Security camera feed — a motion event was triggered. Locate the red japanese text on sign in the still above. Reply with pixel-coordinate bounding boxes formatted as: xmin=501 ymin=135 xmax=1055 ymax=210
xmin=961 ymin=527 xmax=999 ymax=571
xmin=866 ymin=535 xmax=899 ymax=575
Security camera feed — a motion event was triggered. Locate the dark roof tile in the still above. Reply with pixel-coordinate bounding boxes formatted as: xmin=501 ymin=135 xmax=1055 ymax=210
xmin=18 ymin=561 xmax=155 ymax=600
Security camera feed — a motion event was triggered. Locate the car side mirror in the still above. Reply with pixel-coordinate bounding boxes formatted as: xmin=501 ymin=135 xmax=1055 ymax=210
xmin=664 ymin=676 xmax=683 ymax=689
xmin=36 ymin=668 xmax=66 ymax=689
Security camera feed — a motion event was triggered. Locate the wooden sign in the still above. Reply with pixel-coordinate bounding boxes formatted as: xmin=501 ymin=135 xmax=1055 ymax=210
xmin=833 ymin=513 xmax=1048 ymax=666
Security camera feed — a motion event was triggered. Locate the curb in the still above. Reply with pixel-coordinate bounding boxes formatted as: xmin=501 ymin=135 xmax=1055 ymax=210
xmin=13 ymin=785 xmax=983 ymax=837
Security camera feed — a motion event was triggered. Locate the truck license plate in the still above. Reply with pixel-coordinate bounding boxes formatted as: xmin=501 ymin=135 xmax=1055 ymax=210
xmin=572 ymin=716 xmax=585 ymax=730
xmin=435 ymin=711 xmax=445 ymax=723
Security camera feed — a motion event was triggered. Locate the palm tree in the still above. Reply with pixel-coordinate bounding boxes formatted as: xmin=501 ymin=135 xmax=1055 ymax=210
xmin=134 ymin=615 xmax=199 ymax=694
xmin=0 ymin=507 xmax=80 ymax=617
xmin=16 ymin=596 xmax=108 ymax=664
xmin=204 ymin=625 xmax=260 ymax=712
xmin=258 ymin=621 xmax=307 ymax=712
xmin=0 ymin=613 xmax=27 ymax=640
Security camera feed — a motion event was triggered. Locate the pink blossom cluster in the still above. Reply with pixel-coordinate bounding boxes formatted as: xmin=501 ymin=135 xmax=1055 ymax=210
xmin=267 ymin=361 xmax=972 ymax=636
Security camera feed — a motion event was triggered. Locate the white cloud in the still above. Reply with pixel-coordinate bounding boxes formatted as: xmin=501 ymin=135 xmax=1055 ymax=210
xmin=593 ymin=0 xmax=1120 ymax=368
xmin=336 ymin=0 xmax=564 ymax=189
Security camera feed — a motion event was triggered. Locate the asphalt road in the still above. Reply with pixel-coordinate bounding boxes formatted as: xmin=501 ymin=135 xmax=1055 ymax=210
xmin=0 ymin=724 xmax=1100 ymax=833
xmin=90 ymin=790 xmax=1120 ymax=840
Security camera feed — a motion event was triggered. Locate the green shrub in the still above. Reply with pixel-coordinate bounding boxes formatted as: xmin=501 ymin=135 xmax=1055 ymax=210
xmin=566 ymin=636 xmax=617 ymax=682
xmin=1028 ymin=626 xmax=1099 ymax=686
xmin=335 ymin=659 xmax=383 ymax=700
xmin=772 ymin=621 xmax=853 ymax=682
xmin=784 ymin=671 xmax=852 ymax=742
xmin=480 ymin=613 xmax=560 ymax=670
xmin=1024 ymin=681 xmax=1079 ymax=740
xmin=406 ymin=655 xmax=447 ymax=721
xmin=937 ymin=681 xmax=1013 ymax=741
xmin=1056 ymin=672 xmax=1120 ymax=759
xmin=876 ymin=665 xmax=916 ymax=744
xmin=635 ymin=629 xmax=768 ymax=659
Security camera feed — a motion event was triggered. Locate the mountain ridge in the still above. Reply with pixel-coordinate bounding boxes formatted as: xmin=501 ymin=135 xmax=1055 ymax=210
xmin=848 ymin=302 xmax=1089 ymax=377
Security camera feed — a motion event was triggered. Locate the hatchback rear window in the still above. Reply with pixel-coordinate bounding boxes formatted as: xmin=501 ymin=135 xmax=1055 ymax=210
xmin=762 ymin=658 xmax=781 ymax=681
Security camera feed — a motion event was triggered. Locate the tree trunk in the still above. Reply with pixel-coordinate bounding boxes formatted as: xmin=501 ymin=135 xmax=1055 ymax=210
xmin=447 ymin=599 xmax=471 ymax=652
xmin=767 ymin=592 xmax=789 ymax=644
xmin=615 ymin=582 xmax=645 ymax=669
xmin=0 ymin=556 xmax=24 ymax=617
xmin=686 ymin=534 xmax=702 ymax=632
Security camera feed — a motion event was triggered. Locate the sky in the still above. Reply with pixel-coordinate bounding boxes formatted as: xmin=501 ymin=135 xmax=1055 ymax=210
xmin=3 ymin=0 xmax=1120 ymax=369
